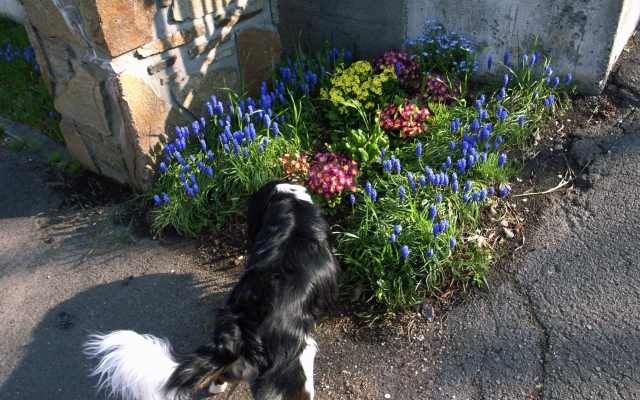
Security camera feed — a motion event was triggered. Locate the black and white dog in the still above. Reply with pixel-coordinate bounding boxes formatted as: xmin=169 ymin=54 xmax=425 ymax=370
xmin=85 ymin=181 xmax=340 ymax=400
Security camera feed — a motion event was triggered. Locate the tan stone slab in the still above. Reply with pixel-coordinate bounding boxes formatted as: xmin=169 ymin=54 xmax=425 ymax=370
xmin=188 ymin=29 xmax=232 ymax=58
xmin=137 ymin=22 xmax=206 ymax=58
xmin=54 ymin=64 xmax=111 ymax=136
xmin=77 ymin=123 xmax=111 ymax=140
xmin=48 ymin=54 xmax=73 ymax=77
xmin=236 ymin=27 xmax=281 ymax=96
xmin=96 ymin=159 xmax=130 ymax=184
xmin=215 ymin=0 xmax=264 ymax=27
xmin=171 ymin=67 xmax=240 ymax=117
xmin=117 ymin=74 xmax=180 ymax=191
xmin=171 ymin=0 xmax=234 ymax=22
xmin=147 ymin=56 xmax=177 ymax=75
xmin=22 ymin=12 xmax=56 ymax=96
xmin=81 ymin=0 xmax=156 ymax=57
xmin=270 ymin=0 xmax=279 ymax=24
xmin=203 ymin=46 xmax=235 ymax=65
xmin=40 ymin=36 xmax=77 ymax=59
xmin=59 ymin=118 xmax=98 ymax=173
xmin=161 ymin=72 xmax=179 ymax=85
xmin=21 ymin=0 xmax=86 ymax=47
xmin=85 ymin=135 xmax=126 ymax=175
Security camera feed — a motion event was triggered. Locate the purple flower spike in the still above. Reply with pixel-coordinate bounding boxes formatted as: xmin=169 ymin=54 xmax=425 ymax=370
xmin=450 ymin=141 xmax=456 ymax=152
xmin=390 ymin=233 xmax=397 ymax=244
xmin=498 ymin=153 xmax=507 ymax=167
xmin=427 ymin=249 xmax=434 ymax=258
xmin=160 ymin=162 xmax=167 ymax=173
xmin=463 ymin=193 xmax=470 ymax=203
xmin=489 ymin=187 xmax=495 ymax=196
xmin=365 ymin=181 xmax=372 ymax=196
xmin=565 ymin=74 xmax=572 ymax=85
xmin=371 ymin=189 xmax=377 ymax=202
xmin=162 ymin=192 xmax=170 ymax=204
xmin=350 ymin=194 xmax=356 ymax=205
xmin=553 ymin=77 xmax=560 ymax=87
xmin=399 ymin=186 xmax=406 ymax=202
xmin=450 ymin=237 xmax=456 ymax=249
xmin=501 ymin=187 xmax=509 ymax=197
xmin=518 ymin=116 xmax=525 ymax=127
xmin=433 ymin=224 xmax=441 ymax=238
xmin=154 ymin=195 xmax=162 ymax=207
xmin=503 ymin=74 xmax=509 ymax=87
xmin=416 ymin=142 xmax=423 ymax=157
xmin=503 ymin=51 xmax=510 ymax=65
xmin=429 ymin=205 xmax=437 ymax=221
xmin=383 ymin=159 xmax=392 ymax=172
xmin=395 ymin=225 xmax=402 ymax=235
xmin=401 ymin=245 xmax=410 ymax=259
xmin=487 ymin=55 xmax=493 ymax=70
xmin=465 ymin=180 xmax=472 ymax=192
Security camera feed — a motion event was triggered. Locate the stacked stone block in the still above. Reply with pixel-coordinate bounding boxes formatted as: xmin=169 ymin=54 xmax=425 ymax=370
xmin=21 ymin=0 xmax=281 ymax=191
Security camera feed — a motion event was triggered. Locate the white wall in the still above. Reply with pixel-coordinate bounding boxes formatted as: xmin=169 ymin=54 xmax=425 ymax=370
xmin=0 ymin=0 xmax=24 ymax=23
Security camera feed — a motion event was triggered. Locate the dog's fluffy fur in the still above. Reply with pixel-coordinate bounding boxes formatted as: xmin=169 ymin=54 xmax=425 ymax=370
xmin=85 ymin=181 xmax=340 ymax=400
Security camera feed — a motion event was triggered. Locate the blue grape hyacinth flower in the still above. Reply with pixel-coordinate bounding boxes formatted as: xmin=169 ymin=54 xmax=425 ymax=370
xmin=498 ymin=154 xmax=507 ymax=167
xmin=398 ymin=186 xmax=406 ymax=202
xmin=401 ymin=245 xmax=410 ymax=259
xmin=565 ymin=73 xmax=572 ymax=85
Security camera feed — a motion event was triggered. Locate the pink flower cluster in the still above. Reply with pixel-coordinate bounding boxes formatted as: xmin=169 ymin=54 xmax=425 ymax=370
xmin=305 ymin=153 xmax=358 ymax=202
xmin=281 ymin=152 xmax=309 ymax=178
xmin=379 ymin=100 xmax=432 ymax=138
xmin=373 ymin=49 xmax=421 ymax=88
xmin=415 ymin=73 xmax=461 ymax=105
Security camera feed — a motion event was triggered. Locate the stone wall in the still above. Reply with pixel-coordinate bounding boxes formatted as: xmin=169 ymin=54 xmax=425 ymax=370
xmin=21 ymin=0 xmax=281 ymax=191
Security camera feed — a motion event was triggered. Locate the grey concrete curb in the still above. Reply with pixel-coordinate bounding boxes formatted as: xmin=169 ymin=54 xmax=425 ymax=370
xmin=0 ymin=116 xmax=67 ymax=158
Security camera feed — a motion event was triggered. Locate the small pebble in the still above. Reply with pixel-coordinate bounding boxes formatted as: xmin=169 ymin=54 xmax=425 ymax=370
xmin=385 ymin=394 xmax=391 ymax=399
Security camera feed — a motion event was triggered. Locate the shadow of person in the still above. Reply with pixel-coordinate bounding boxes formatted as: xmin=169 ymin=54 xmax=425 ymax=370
xmin=0 ymin=272 xmax=228 ymax=399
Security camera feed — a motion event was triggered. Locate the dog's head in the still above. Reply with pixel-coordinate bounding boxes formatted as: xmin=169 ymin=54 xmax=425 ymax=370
xmin=246 ymin=180 xmax=314 ymax=243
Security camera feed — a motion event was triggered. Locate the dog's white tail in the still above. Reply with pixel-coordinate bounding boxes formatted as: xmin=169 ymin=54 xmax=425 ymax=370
xmin=84 ymin=330 xmax=183 ymax=400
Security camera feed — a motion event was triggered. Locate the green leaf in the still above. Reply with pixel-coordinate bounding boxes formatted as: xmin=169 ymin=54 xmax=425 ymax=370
xmin=358 ymin=148 xmax=369 ymax=161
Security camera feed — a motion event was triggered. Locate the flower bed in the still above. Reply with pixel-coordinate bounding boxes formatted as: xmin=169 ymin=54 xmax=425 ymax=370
xmin=147 ymin=22 xmax=574 ymax=309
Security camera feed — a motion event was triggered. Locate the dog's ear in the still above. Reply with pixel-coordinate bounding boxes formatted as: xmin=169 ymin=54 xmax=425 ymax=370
xmin=246 ymin=182 xmax=277 ymax=242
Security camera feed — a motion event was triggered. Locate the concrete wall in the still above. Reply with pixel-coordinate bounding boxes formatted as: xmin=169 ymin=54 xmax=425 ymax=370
xmin=20 ymin=0 xmax=281 ymax=191
xmin=278 ymin=0 xmax=406 ymax=60
xmin=278 ymin=0 xmax=640 ymax=94
xmin=406 ymin=0 xmax=640 ymax=94
xmin=0 ymin=0 xmax=23 ymax=23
